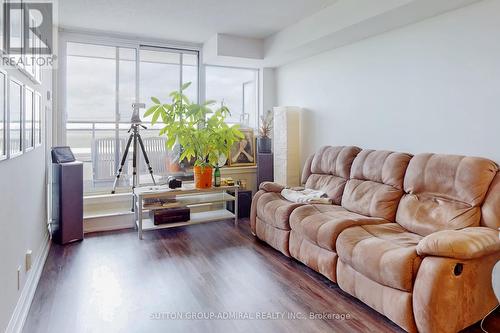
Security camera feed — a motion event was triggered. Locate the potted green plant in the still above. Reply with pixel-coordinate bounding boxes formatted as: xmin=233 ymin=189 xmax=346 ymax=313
xmin=258 ymin=109 xmax=273 ymax=153
xmin=144 ymin=82 xmax=244 ymax=188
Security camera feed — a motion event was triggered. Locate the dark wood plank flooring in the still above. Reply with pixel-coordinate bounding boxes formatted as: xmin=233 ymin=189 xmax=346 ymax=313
xmin=24 ymin=219 xmax=499 ymax=333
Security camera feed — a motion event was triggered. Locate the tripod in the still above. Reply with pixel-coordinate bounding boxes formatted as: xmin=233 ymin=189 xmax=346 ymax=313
xmin=111 ymin=122 xmax=156 ymax=197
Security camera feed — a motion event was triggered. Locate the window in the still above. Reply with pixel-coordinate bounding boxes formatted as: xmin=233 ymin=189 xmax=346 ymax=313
xmin=205 ymin=66 xmax=258 ymax=128
xmin=67 ymin=43 xmax=117 ymax=122
xmin=182 ymin=53 xmax=199 ymax=102
xmin=9 ymin=78 xmax=23 ymax=156
xmin=140 ymin=47 xmax=199 ymax=104
xmin=0 ymin=71 xmax=5 ymax=159
xmin=66 ymin=42 xmax=137 ymax=193
xmin=64 ymin=41 xmax=199 ymax=193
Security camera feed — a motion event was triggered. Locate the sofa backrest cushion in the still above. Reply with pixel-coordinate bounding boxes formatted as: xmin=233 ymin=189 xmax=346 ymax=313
xmin=396 ymin=153 xmax=498 ymax=236
xmin=303 ymin=146 xmax=361 ymax=205
xmin=341 ymin=150 xmax=412 ymax=221
xmin=481 ymin=172 xmax=500 ymax=229
xmin=300 ymin=154 xmax=314 ymax=185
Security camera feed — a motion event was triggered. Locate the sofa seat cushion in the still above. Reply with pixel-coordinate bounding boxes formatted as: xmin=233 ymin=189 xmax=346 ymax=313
xmin=255 ymin=217 xmax=291 ymax=257
xmin=336 ymin=223 xmax=423 ymax=292
xmin=256 ymin=192 xmax=304 ymax=230
xmin=289 ymin=204 xmax=387 ymax=252
xmin=289 ymin=230 xmax=338 ymax=281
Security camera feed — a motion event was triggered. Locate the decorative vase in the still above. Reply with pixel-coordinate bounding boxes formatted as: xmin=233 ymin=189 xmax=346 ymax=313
xmin=257 ymin=136 xmax=272 ymax=153
xmin=167 ymin=140 xmax=182 ymax=172
xmin=194 ymin=165 xmax=213 ymax=189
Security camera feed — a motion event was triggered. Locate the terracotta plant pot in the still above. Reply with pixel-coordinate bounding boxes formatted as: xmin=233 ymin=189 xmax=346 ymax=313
xmin=194 ymin=165 xmax=213 ymax=189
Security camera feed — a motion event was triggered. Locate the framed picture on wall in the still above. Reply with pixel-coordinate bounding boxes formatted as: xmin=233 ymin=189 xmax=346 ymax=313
xmin=35 ymin=91 xmax=41 ymax=146
xmin=0 ymin=69 xmax=6 ymax=160
xmin=228 ymin=128 xmax=256 ymax=167
xmin=24 ymin=86 xmax=34 ymax=151
xmin=9 ymin=77 xmax=23 ymax=157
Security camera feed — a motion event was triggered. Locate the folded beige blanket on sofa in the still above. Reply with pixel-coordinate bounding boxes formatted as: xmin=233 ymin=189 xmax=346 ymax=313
xmin=281 ymin=188 xmax=332 ymax=204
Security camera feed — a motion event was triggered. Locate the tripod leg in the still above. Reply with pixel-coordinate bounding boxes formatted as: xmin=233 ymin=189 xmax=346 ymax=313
xmin=131 ymin=133 xmax=138 ymax=212
xmin=132 ymin=133 xmax=138 ymax=189
xmin=111 ymin=133 xmax=133 ymax=194
xmin=137 ymin=133 xmax=157 ymax=185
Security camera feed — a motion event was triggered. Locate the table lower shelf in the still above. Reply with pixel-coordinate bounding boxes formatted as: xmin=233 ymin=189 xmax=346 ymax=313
xmin=136 ymin=209 xmax=236 ymax=231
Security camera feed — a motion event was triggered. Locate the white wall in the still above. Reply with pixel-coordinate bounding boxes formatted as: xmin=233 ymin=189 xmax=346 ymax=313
xmin=275 ymin=0 xmax=500 ymax=164
xmin=260 ymin=68 xmax=276 ymax=116
xmin=0 ymin=65 xmax=53 ymax=330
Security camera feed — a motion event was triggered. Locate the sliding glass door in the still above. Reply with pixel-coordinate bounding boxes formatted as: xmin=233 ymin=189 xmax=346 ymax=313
xmin=64 ymin=41 xmax=199 ymax=193
xmin=140 ymin=47 xmax=199 ymax=105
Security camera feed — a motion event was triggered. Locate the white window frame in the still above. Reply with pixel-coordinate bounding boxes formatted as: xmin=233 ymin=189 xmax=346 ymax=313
xmin=57 ymin=30 xmax=203 ymax=146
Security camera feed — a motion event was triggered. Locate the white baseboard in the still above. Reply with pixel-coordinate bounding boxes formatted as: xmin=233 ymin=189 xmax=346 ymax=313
xmin=6 ymin=232 xmax=51 ymax=333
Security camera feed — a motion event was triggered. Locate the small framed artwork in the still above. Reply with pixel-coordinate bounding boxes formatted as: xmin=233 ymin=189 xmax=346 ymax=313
xmin=0 ymin=69 xmax=6 ymax=160
xmin=24 ymin=86 xmax=34 ymax=151
xmin=229 ymin=128 xmax=256 ymax=167
xmin=9 ymin=77 xmax=23 ymax=157
xmin=35 ymin=91 xmax=41 ymax=146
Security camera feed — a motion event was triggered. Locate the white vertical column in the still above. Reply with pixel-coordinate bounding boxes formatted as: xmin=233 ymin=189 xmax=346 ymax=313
xmin=273 ymin=106 xmax=301 ymax=187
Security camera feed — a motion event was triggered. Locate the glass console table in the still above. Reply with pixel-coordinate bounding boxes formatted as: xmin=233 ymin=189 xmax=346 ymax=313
xmin=133 ymin=184 xmax=239 ymax=239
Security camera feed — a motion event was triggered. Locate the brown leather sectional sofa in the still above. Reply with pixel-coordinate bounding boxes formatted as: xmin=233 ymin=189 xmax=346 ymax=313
xmin=250 ymin=146 xmax=500 ymax=333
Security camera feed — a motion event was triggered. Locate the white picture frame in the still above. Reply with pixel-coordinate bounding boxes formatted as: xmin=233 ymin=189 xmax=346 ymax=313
xmin=9 ymin=77 xmax=23 ymax=157
xmin=0 ymin=69 xmax=6 ymax=160
xmin=34 ymin=90 xmax=41 ymax=146
xmin=24 ymin=85 xmax=34 ymax=151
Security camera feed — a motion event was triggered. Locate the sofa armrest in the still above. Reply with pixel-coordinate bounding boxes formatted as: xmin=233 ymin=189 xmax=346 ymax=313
xmin=416 ymin=227 xmax=500 ymax=260
xmin=259 ymin=182 xmax=285 ymax=193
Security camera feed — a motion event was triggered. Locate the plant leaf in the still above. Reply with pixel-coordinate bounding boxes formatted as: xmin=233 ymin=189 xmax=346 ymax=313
xmin=151 ymin=109 xmax=161 ymax=126
xmin=181 ymin=95 xmax=190 ymax=105
xmin=159 ymin=126 xmax=168 ymax=136
xmin=144 ymin=105 xmax=159 ymax=117
xmin=160 ymin=109 xmax=167 ymax=123
xmin=151 ymin=97 xmax=161 ymax=104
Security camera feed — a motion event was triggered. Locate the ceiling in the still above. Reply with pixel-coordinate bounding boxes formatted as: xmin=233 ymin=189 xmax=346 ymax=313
xmin=58 ymin=0 xmax=337 ymax=44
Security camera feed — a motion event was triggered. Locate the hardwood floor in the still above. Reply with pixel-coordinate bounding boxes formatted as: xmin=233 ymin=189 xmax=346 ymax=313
xmin=24 ymin=219 xmax=499 ymax=333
